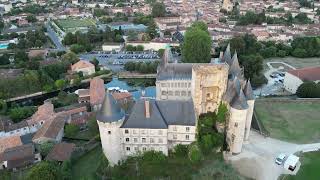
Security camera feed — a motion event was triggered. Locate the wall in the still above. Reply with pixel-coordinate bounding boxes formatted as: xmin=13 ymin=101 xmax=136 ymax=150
xmin=156 ymin=79 xmax=192 ymax=100
xmin=121 ymin=128 xmax=168 ymax=156
xmin=167 ymin=125 xmax=196 ymax=149
xmin=283 ymin=72 xmax=303 ymax=94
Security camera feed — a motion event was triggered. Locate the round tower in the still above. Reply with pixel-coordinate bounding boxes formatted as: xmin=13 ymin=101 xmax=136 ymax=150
xmin=243 ymin=80 xmax=255 ymax=141
xmin=97 ymin=93 xmax=125 ymax=166
xmin=227 ymin=90 xmax=248 ymax=154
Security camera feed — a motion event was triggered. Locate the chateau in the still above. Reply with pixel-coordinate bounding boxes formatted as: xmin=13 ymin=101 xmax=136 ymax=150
xmin=98 ymin=44 xmax=255 ymax=166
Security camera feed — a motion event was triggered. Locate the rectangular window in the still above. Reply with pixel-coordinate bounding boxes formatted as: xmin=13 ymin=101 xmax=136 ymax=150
xmin=188 ymin=91 xmax=191 ymax=96
xmin=158 ymin=138 xmax=163 ymax=143
xmin=142 ymin=138 xmax=146 ymax=143
xmin=188 ymin=83 xmax=191 ymax=88
xmin=161 ymin=83 xmax=166 ymax=87
xmin=150 ymin=138 xmax=154 ymax=143
xmin=142 ymin=147 xmax=147 ymax=151
xmin=125 ymin=129 xmax=129 ymax=134
xmin=158 ymin=130 xmax=163 ymax=135
xmin=173 ymin=134 xmax=177 ymax=140
xmin=141 ymin=130 xmax=146 ymax=134
xmin=186 ymin=127 xmax=190 ymax=132
xmin=108 ymin=131 xmax=111 ymax=134
xmin=126 ymin=147 xmax=130 ymax=151
xmin=126 ymin=138 xmax=130 ymax=142
xmin=134 ymin=138 xmax=138 ymax=143
xmin=162 ymin=91 xmax=167 ymax=95
xmin=186 ymin=135 xmax=189 ymax=140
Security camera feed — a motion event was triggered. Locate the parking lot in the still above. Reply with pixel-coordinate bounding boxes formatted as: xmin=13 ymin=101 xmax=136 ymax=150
xmin=254 ymin=62 xmax=294 ymax=97
xmin=80 ymin=51 xmax=161 ymax=72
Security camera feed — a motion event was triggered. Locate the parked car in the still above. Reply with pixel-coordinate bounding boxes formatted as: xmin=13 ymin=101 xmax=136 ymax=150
xmin=275 ymin=153 xmax=287 ymax=165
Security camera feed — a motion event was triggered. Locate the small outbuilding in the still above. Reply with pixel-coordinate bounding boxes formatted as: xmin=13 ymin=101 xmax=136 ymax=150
xmin=284 ymin=154 xmax=300 ymax=172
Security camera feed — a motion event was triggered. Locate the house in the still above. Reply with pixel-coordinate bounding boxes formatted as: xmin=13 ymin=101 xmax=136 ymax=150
xmin=32 ymin=115 xmax=67 ymax=144
xmin=71 ymin=60 xmax=95 ymax=76
xmin=46 ymin=143 xmax=75 ymax=162
xmin=102 ymin=43 xmax=122 ymax=52
xmin=89 ymin=77 xmax=106 ymax=111
xmin=0 ymin=144 xmax=41 ymax=170
xmin=0 ymin=136 xmax=23 ymax=153
xmin=28 ymin=49 xmax=48 ymax=59
xmin=77 ymin=89 xmax=90 ymax=103
xmin=284 ymin=67 xmax=320 ymax=93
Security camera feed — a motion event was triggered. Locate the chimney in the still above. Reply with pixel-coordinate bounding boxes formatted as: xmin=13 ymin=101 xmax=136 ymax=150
xmin=145 ymin=100 xmax=150 ymax=118
xmin=219 ymin=51 xmax=224 ymax=60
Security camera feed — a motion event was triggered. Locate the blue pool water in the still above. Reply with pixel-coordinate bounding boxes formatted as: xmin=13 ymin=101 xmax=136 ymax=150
xmin=105 ymin=77 xmax=156 ymax=100
xmin=0 ymin=44 xmax=8 ymax=49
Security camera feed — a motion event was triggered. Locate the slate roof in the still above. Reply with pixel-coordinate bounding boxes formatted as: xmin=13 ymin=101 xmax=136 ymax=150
xmin=121 ymin=99 xmax=196 ymax=129
xmin=156 ymin=100 xmax=196 ymax=126
xmin=157 ymin=63 xmax=193 ymax=80
xmin=244 ymin=80 xmax=255 ymax=100
xmin=230 ymin=90 xmax=249 ymax=110
xmin=121 ymin=100 xmax=168 ymax=129
xmin=223 ymin=43 xmax=232 ymax=65
xmin=229 ymin=51 xmax=241 ymax=76
xmin=97 ymin=93 xmax=125 ymax=123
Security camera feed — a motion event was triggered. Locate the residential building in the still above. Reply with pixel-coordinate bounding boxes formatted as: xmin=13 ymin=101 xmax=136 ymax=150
xmin=71 ymin=60 xmax=95 ymax=76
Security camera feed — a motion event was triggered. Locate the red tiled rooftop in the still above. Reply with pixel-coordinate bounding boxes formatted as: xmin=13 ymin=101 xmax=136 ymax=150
xmin=287 ymin=66 xmax=320 ymax=81
xmin=71 ymin=60 xmax=94 ymax=71
xmin=46 ymin=142 xmax=75 ymax=161
xmin=112 ymin=92 xmax=132 ymax=101
xmin=89 ymin=77 xmax=106 ymax=105
xmin=0 ymin=135 xmax=23 ymax=153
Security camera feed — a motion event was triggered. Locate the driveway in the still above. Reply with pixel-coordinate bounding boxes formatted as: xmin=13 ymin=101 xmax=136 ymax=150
xmin=226 ymin=131 xmax=320 ymax=180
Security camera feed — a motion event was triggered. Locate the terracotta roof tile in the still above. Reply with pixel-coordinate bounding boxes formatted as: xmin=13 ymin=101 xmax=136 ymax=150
xmin=0 ymin=135 xmax=23 ymax=153
xmin=71 ymin=60 xmax=94 ymax=71
xmin=32 ymin=115 xmax=66 ymax=142
xmin=90 ymin=77 xmax=106 ymax=105
xmin=46 ymin=142 xmax=75 ymax=161
xmin=112 ymin=92 xmax=132 ymax=101
xmin=287 ymin=66 xmax=320 ymax=81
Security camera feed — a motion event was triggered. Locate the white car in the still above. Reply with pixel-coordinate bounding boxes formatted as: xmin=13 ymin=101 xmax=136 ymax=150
xmin=275 ymin=153 xmax=287 ymax=165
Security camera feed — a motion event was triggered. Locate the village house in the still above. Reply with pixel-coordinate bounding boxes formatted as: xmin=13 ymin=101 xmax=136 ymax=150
xmin=71 ymin=60 xmax=95 ymax=76
xmin=46 ymin=142 xmax=75 ymax=162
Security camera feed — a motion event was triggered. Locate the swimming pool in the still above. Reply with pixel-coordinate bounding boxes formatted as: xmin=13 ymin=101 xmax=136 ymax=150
xmin=0 ymin=43 xmax=8 ymax=49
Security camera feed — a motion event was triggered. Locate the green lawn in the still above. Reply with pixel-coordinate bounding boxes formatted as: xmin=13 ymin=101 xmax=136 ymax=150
xmin=286 ymin=151 xmax=320 ymax=180
xmin=71 ymin=146 xmax=103 ymax=180
xmin=255 ymin=99 xmax=320 ymax=144
xmin=55 ymin=18 xmax=96 ymax=30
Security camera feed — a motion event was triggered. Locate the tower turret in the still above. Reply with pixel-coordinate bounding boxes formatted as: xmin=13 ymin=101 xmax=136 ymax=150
xmin=243 ymin=80 xmax=255 ymax=141
xmin=97 ymin=93 xmax=125 ymax=166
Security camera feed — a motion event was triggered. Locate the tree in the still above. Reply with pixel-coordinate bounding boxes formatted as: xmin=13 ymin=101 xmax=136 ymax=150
xmin=26 ymin=161 xmax=60 ymax=180
xmin=62 ymin=52 xmax=78 ymax=64
xmin=9 ymin=106 xmax=36 ymax=123
xmin=191 ymin=21 xmax=208 ymax=33
xmin=55 ymin=79 xmax=66 ymax=90
xmin=152 ymin=2 xmax=166 ymax=17
xmin=217 ymin=103 xmax=228 ymax=123
xmin=291 ymin=48 xmax=307 ymax=58
xmin=296 ymin=82 xmax=320 ymax=98
xmin=70 ymin=44 xmax=86 ymax=54
xmin=90 ymin=57 xmax=100 ymax=71
xmin=147 ymin=20 xmax=158 ymax=39
xmin=65 ymin=124 xmax=80 ymax=137
xmin=0 ymin=53 xmax=10 ymax=65
xmin=26 ymin=15 xmax=37 ymax=23
xmin=39 ymin=142 xmax=55 ymax=157
xmin=182 ymin=27 xmax=211 ymax=63
xmin=136 ymin=45 xmax=144 ymax=51
xmin=61 ymin=160 xmax=72 ymax=180
xmin=0 ymin=99 xmax=7 ymax=114
xmin=127 ymin=30 xmax=138 ymax=41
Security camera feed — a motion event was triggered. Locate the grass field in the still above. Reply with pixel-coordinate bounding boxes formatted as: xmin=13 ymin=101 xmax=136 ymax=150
xmin=285 ymin=151 xmax=320 ymax=180
xmin=55 ymin=18 xmax=96 ymax=30
xmin=255 ymin=99 xmax=320 ymax=144
xmin=71 ymin=146 xmax=102 ymax=180
xmin=265 ymin=57 xmax=320 ymax=69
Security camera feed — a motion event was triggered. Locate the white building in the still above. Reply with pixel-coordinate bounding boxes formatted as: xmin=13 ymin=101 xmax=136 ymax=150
xmin=284 ymin=67 xmax=320 ymax=94
xmin=71 ymin=60 xmax=95 ymax=76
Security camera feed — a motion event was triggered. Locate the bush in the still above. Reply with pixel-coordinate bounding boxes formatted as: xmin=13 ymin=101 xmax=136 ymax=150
xmin=291 ymin=48 xmax=307 ymax=58
xmin=296 ymin=81 xmax=320 ymax=98
xmin=26 ymin=161 xmax=60 ymax=180
xmin=39 ymin=142 xmax=55 ymax=157
xmin=9 ymin=106 xmax=36 ymax=123
xmin=173 ymin=144 xmax=189 ymax=157
xmin=188 ymin=144 xmax=203 ymax=163
xmin=64 ymin=124 xmax=80 ymax=137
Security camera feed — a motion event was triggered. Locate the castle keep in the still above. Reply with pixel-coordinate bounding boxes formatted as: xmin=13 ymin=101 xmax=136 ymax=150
xmin=98 ymin=44 xmax=255 ymax=165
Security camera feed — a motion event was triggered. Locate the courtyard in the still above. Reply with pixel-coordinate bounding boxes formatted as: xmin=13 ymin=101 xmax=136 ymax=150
xmin=255 ymin=99 xmax=320 ymax=144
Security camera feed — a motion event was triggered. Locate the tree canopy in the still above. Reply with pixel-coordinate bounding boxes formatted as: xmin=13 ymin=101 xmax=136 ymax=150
xmin=182 ymin=22 xmax=211 ymax=63
xmin=152 ymin=2 xmax=166 ymax=17
xmin=26 ymin=161 xmax=60 ymax=180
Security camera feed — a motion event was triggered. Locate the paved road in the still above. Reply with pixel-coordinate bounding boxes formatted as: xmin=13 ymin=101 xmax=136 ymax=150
xmin=226 ymin=131 xmax=320 ymax=180
xmin=45 ymin=23 xmax=66 ymax=51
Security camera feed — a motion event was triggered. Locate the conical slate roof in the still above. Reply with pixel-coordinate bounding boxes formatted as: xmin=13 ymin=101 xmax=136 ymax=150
xmin=244 ymin=80 xmax=255 ymax=100
xmin=229 ymin=51 xmax=241 ymax=76
xmin=96 ymin=93 xmax=124 ymax=122
xmin=230 ymin=90 xmax=249 ymax=110
xmin=223 ymin=43 xmax=232 ymax=64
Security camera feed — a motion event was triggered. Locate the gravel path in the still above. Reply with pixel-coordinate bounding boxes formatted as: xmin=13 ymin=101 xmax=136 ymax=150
xmin=226 ymin=131 xmax=320 ymax=180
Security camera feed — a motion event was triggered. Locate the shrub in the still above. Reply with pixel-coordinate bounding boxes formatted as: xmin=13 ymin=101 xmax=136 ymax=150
xmin=64 ymin=124 xmax=80 ymax=137
xmin=26 ymin=161 xmax=60 ymax=180
xmin=188 ymin=144 xmax=203 ymax=163
xmin=173 ymin=144 xmax=189 ymax=157
xmin=39 ymin=141 xmax=55 ymax=157
xmin=9 ymin=106 xmax=36 ymax=123
xmin=296 ymin=81 xmax=320 ymax=98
